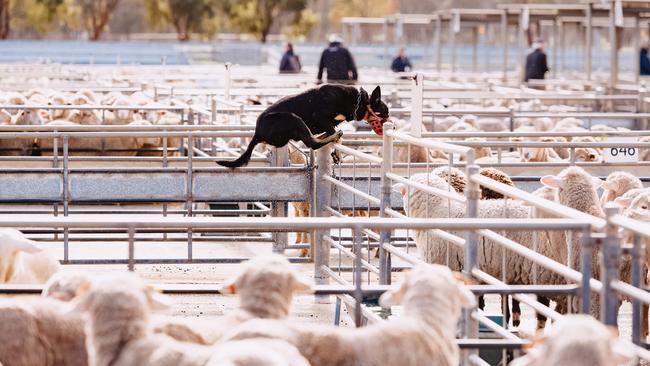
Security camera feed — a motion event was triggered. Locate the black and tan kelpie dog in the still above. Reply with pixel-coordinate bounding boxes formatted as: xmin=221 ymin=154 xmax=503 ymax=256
xmin=216 ymin=84 xmax=389 ymax=168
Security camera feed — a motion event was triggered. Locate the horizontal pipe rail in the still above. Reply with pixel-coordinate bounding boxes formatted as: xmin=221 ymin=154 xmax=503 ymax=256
xmin=386 ymin=172 xmax=467 ymax=203
xmin=323 ymin=176 xmax=382 ymax=205
xmin=0 ymin=216 xmax=595 ymax=230
xmin=386 ymin=129 xmax=472 ymax=155
xmin=332 ymin=143 xmax=383 ymax=164
xmin=470 ymin=174 xmax=607 ymax=230
xmin=325 ymin=236 xmax=380 ymax=275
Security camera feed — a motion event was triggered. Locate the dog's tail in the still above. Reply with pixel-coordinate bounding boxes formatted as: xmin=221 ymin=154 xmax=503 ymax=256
xmin=216 ymin=135 xmax=260 ymax=169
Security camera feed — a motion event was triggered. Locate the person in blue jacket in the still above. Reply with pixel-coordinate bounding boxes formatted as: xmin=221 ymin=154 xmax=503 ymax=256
xmin=279 ymin=43 xmax=301 ymax=74
xmin=391 ymin=48 xmax=412 ymax=72
xmin=640 ymin=44 xmax=650 ymax=76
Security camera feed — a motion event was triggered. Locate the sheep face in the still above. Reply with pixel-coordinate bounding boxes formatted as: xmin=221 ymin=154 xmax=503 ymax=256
xmin=541 ymin=167 xmax=604 ymax=214
xmin=43 ymin=271 xmax=92 ymax=302
xmin=600 ymin=172 xmax=643 ymax=206
xmin=223 ymin=254 xmax=312 ymax=318
xmin=379 ymin=264 xmax=475 ymax=310
xmin=627 ymin=192 xmax=650 ymax=217
xmin=69 ymin=273 xmax=171 ymax=317
xmin=16 ymin=109 xmax=44 ymax=125
xmin=575 ymin=148 xmax=601 ymax=163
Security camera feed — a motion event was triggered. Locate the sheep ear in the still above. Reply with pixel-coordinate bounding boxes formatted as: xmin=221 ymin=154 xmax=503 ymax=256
xmin=292 ymin=276 xmax=313 ymax=294
xmin=145 ymin=286 xmax=173 ymax=311
xmin=601 ymin=181 xmax=619 ymax=191
xmin=591 ymin=177 xmax=604 ymax=189
xmin=392 ymin=183 xmax=407 ymax=196
xmin=10 ymin=235 xmax=42 ymax=254
xmin=615 ymin=197 xmax=633 ymax=208
xmin=379 ymin=287 xmax=404 ymax=308
xmin=453 ymin=275 xmax=476 ymax=308
xmin=611 ymin=339 xmax=637 ymax=366
xmin=540 ymin=175 xmax=564 ymax=189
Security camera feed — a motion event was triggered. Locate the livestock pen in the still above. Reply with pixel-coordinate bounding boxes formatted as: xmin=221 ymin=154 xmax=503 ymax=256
xmin=2 ymin=66 xmax=650 ymax=365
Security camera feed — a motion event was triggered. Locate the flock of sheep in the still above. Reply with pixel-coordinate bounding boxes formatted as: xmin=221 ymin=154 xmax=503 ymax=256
xmin=0 ymin=236 xmax=635 ymax=366
xmin=0 ymin=89 xmax=182 ymax=156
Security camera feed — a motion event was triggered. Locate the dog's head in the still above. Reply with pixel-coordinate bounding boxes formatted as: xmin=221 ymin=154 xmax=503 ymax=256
xmin=357 ymin=86 xmax=389 ymax=135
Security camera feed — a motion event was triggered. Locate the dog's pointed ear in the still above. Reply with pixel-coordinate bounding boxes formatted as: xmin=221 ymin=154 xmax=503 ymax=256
xmin=359 ymin=87 xmax=369 ymax=104
xmin=371 ymin=86 xmax=381 ymax=102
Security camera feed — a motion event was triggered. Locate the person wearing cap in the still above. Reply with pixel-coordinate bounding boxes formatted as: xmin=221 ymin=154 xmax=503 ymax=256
xmin=524 ymin=39 xmax=549 ymax=82
xmin=279 ymin=42 xmax=302 ymax=73
xmin=391 ymin=48 xmax=413 ymax=73
xmin=317 ymin=34 xmax=358 ymax=84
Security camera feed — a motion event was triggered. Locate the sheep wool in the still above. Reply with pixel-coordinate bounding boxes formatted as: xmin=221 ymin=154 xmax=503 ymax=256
xmin=0 ymin=297 xmax=88 ymax=366
xmin=510 ymin=315 xmax=636 ymax=366
xmin=223 ymin=263 xmax=475 ymax=366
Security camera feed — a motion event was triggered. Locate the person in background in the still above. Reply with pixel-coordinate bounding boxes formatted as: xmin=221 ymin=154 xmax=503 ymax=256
xmin=317 ymin=34 xmax=358 ymax=84
xmin=279 ymin=42 xmax=301 ymax=73
xmin=524 ymin=39 xmax=549 ymax=82
xmin=640 ymin=42 xmax=650 ymax=76
xmin=391 ymin=48 xmax=413 ymax=72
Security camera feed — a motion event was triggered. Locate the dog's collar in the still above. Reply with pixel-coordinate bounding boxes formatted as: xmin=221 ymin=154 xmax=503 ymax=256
xmin=355 ymin=91 xmax=383 ymax=136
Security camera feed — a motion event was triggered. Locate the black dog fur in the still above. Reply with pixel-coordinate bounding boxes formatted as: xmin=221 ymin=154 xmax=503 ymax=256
xmin=216 ymin=84 xmax=389 ymax=168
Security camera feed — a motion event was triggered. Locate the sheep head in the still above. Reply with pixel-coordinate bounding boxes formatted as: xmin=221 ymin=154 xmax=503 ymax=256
xmin=222 ymin=254 xmax=312 ymax=318
xmin=379 ymin=263 xmax=475 ymax=310
xmin=43 ymin=271 xmax=92 ymax=302
xmin=509 ymin=315 xmax=636 ymax=366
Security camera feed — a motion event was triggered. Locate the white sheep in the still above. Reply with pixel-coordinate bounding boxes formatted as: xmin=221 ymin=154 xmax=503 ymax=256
xmin=510 ymin=315 xmax=636 ymax=366
xmin=222 ymin=263 xmax=476 ymax=366
xmin=68 ymin=109 xmax=101 ymax=125
xmin=152 ymin=254 xmax=312 ymax=345
xmin=600 ymin=171 xmax=643 ymax=206
xmin=614 ymin=188 xmax=650 ymax=210
xmin=393 ymin=173 xmax=538 ymax=286
xmin=42 ymin=270 xmax=92 ymax=301
xmin=71 ymin=272 xmax=307 ymax=366
xmin=0 ymin=228 xmax=60 ymax=283
xmin=206 ymin=338 xmax=310 ymax=366
xmin=0 ymin=297 xmax=88 ymax=366
xmin=14 ymin=108 xmax=44 ymax=125
xmin=521 ymin=137 xmax=563 ymax=162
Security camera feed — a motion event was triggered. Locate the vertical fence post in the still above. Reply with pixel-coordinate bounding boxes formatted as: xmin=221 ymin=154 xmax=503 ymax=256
xmin=353 ymin=226 xmax=363 ymax=327
xmin=225 ymin=63 xmax=232 ymax=100
xmin=314 ymin=144 xmax=333 ymax=303
xmin=602 ymin=203 xmax=621 ymax=327
xmin=272 ymin=145 xmax=289 ymax=254
xmin=579 ymin=228 xmax=593 ymax=314
xmin=410 ymin=74 xmax=423 ymax=138
xmin=379 ymin=122 xmax=395 ymax=285
xmin=435 ymin=16 xmax=442 ymax=73
xmin=63 ymin=135 xmax=69 ymax=263
xmin=501 ymin=11 xmax=508 ymax=82
xmin=463 ymin=153 xmax=479 ymax=363
xmin=632 ymin=232 xmax=642 ymax=344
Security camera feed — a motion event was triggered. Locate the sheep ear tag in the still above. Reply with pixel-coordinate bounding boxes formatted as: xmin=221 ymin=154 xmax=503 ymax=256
xmin=540 ymin=175 xmax=564 ymax=189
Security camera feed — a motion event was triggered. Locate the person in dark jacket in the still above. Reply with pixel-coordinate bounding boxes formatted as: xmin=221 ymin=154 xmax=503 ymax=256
xmin=524 ymin=40 xmax=549 ymax=82
xmin=317 ymin=34 xmax=358 ymax=84
xmin=391 ymin=48 xmax=412 ymax=72
xmin=279 ymin=43 xmax=301 ymax=73
xmin=640 ymin=44 xmax=650 ymax=76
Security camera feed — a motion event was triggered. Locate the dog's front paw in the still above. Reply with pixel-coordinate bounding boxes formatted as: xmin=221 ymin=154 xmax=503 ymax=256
xmin=334 ymin=130 xmax=343 ymax=141
xmin=331 ymin=151 xmax=341 ymax=165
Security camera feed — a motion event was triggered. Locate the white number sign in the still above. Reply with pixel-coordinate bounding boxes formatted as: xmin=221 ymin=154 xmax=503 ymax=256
xmin=603 ymin=137 xmax=639 ymax=163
